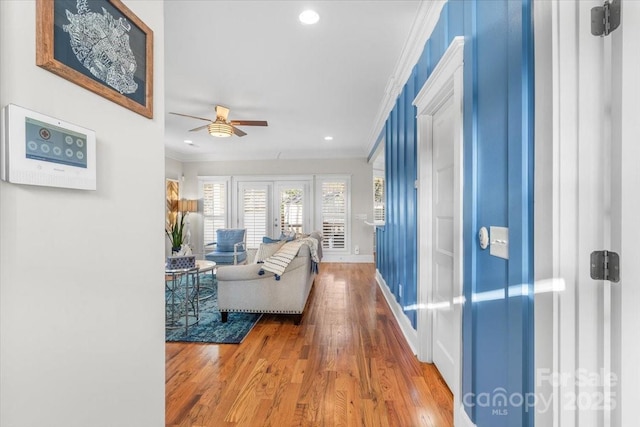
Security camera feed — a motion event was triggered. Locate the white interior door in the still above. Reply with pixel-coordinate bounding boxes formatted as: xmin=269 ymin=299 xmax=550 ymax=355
xmin=431 ymin=95 xmax=456 ymax=392
xmin=616 ymin=3 xmax=640 ymax=426
xmin=538 ymin=2 xmax=640 ymax=426
xmin=415 ymin=38 xmax=464 ymax=403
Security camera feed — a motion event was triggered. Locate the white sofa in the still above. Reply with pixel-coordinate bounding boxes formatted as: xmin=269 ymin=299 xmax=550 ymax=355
xmin=215 ymin=232 xmax=323 ymax=325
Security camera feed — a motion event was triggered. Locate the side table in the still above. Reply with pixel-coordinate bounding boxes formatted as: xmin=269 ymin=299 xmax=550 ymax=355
xmin=196 ymin=260 xmax=216 ymax=301
xmin=165 ymin=266 xmax=200 ymax=335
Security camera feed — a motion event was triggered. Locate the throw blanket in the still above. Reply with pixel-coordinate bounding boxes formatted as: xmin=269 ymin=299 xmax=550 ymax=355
xmin=260 ymin=240 xmax=304 ymax=278
xmin=260 ymin=236 xmax=321 ymax=279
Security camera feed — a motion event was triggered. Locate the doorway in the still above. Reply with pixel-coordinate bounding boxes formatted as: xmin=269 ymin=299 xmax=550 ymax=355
xmin=415 ymin=36 xmax=464 ymax=408
xmin=534 ymin=1 xmax=640 ymax=426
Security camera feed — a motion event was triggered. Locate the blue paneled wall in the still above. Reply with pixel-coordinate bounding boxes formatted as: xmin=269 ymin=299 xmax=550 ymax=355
xmin=374 ymin=1 xmax=534 ymax=426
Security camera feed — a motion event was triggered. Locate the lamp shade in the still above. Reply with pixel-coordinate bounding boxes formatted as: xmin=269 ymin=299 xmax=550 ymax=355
xmin=178 ymin=199 xmax=198 ymax=213
xmin=208 ymin=122 xmax=233 ymax=137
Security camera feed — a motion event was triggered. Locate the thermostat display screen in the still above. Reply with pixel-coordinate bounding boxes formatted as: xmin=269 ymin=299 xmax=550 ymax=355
xmin=25 ymin=117 xmax=88 ymax=168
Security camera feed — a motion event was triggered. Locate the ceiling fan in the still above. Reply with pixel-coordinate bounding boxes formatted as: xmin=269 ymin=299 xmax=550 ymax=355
xmin=169 ymin=105 xmax=268 ymax=138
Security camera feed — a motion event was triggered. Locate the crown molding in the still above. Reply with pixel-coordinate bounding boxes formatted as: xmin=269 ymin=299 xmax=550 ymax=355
xmin=366 ymin=0 xmax=447 ymax=158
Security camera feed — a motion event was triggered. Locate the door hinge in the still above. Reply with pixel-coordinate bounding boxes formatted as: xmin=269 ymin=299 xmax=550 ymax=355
xmin=590 ymin=250 xmax=620 ymax=282
xmin=591 ymin=0 xmax=621 ymax=37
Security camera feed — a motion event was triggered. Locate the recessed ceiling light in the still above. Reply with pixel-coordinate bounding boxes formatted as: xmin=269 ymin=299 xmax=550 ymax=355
xmin=324 ymin=136 xmax=333 ymax=141
xmin=299 ymin=10 xmax=320 ymax=25
xmin=184 ymin=139 xmax=193 ymax=144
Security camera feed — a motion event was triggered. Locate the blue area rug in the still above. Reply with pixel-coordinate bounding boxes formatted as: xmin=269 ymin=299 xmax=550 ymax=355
xmin=165 ymin=273 xmax=261 ymax=344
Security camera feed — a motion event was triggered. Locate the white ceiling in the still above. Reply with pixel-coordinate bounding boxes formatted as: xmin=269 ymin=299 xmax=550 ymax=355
xmin=164 ymin=0 xmax=421 ymax=162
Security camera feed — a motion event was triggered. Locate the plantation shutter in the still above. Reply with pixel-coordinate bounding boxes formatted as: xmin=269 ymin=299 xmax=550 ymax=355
xmin=202 ymin=181 xmax=227 ymax=244
xmin=321 ymin=181 xmax=346 ymax=250
xmin=242 ymin=188 xmax=268 ymax=249
xmin=373 ymin=176 xmax=385 ymax=222
xmin=280 ymin=188 xmax=304 ymax=233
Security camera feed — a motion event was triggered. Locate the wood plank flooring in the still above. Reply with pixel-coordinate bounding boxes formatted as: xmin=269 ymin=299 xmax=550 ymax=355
xmin=166 ymin=263 xmax=453 ymax=426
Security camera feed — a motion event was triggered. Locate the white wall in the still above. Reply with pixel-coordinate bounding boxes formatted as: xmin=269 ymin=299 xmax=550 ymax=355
xmin=165 ymin=156 xmax=183 ymax=182
xmin=0 ymin=2 xmax=165 ymax=426
xmin=180 ymin=158 xmax=374 ymax=261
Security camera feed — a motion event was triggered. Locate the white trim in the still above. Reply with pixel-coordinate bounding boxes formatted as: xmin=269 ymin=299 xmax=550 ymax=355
xmin=321 ymin=255 xmax=374 ymax=263
xmin=414 ymin=36 xmax=464 ymax=422
xmin=375 ymin=270 xmax=419 ymax=354
xmin=413 ymin=37 xmax=465 ymax=112
xmin=366 ymin=0 xmax=448 ymax=157
xmin=455 ymin=404 xmax=477 ymax=427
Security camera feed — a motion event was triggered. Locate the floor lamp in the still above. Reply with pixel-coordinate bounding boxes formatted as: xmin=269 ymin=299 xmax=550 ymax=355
xmin=178 ymin=199 xmax=198 ymax=247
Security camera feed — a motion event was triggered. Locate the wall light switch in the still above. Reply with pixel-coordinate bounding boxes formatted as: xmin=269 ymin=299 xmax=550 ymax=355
xmin=489 ymin=226 xmax=509 ymax=259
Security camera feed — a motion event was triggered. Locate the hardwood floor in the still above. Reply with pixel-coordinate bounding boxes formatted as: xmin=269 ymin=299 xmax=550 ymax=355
xmin=166 ymin=263 xmax=453 ymax=426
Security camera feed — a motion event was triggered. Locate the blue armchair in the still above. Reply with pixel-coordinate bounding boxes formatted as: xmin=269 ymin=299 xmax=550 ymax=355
xmin=204 ymin=229 xmax=247 ymax=265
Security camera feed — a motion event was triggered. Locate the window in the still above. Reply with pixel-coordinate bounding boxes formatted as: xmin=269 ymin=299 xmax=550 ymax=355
xmin=317 ymin=177 xmax=350 ymax=251
xmin=279 ymin=188 xmax=304 ymax=234
xmin=201 ymin=179 xmax=229 ymax=245
xmin=373 ymin=176 xmax=385 ymax=222
xmin=240 ymin=186 xmax=269 ymax=249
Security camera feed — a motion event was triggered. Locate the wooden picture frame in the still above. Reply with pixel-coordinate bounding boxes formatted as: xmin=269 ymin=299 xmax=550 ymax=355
xmin=36 ymin=0 xmax=154 ymax=118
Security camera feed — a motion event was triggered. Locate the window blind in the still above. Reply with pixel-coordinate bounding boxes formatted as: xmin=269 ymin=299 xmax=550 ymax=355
xmin=321 ymin=181 xmax=346 ymax=249
xmin=202 ymin=181 xmax=227 ymax=244
xmin=373 ymin=176 xmax=385 ymax=222
xmin=242 ymin=188 xmax=268 ymax=249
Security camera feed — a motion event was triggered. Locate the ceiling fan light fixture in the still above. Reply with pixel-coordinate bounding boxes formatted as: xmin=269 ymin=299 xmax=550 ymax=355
xmin=208 ymin=122 xmax=233 ymax=138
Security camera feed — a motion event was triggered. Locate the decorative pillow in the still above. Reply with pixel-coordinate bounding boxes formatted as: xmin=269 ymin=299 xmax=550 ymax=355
xmin=254 ymin=241 xmax=285 ymax=264
xmin=280 ymin=230 xmax=297 ymax=241
xmin=262 ymin=232 xmax=296 ymax=244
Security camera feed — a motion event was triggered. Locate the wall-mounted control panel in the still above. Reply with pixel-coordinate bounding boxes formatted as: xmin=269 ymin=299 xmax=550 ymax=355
xmin=1 ymin=104 xmax=96 ymax=190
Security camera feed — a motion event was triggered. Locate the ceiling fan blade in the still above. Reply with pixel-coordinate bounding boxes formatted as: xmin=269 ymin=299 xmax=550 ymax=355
xmin=231 ymin=125 xmax=247 ymax=137
xmin=188 ymin=124 xmax=209 ymax=132
xmin=216 ymin=105 xmax=230 ymax=121
xmin=169 ymin=112 xmax=212 ymax=122
xmin=230 ymin=120 xmax=268 ymax=127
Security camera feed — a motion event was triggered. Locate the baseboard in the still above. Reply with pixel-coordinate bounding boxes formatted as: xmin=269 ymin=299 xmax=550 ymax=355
xmin=455 ymin=404 xmax=476 ymax=427
xmin=375 ymin=270 xmax=419 ymax=354
xmin=321 ymin=254 xmax=374 ymax=263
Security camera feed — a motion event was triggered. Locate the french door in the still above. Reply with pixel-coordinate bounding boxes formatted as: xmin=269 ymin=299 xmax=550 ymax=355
xmin=237 ymin=180 xmax=310 ymax=249
xmin=238 ymin=182 xmax=272 ymax=249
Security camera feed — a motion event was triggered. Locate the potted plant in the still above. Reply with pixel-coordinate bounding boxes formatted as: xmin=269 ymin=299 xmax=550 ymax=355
xmin=166 ymin=212 xmax=186 ymax=253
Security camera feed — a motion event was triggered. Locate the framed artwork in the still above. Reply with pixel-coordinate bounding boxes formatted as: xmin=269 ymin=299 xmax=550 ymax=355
xmin=166 ymin=179 xmax=180 ymax=230
xmin=36 ymin=0 xmax=154 ymax=118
